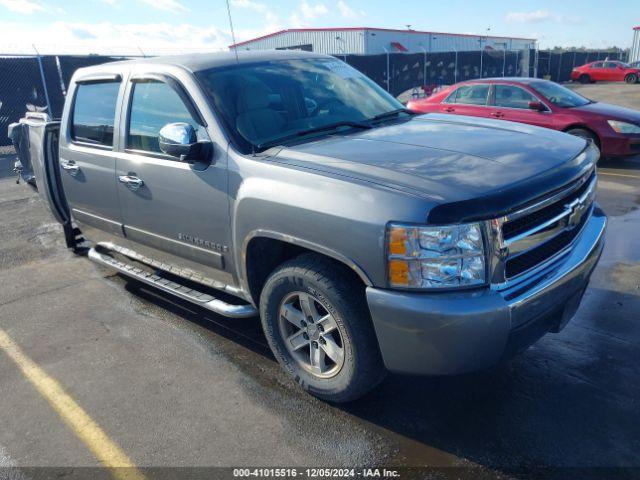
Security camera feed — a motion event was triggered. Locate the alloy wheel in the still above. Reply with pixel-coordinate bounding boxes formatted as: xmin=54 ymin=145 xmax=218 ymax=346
xmin=278 ymin=291 xmax=345 ymax=379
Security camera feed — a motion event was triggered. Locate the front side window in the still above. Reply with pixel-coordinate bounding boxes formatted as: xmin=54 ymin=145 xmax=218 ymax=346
xmin=446 ymin=84 xmax=490 ymax=106
xmin=196 ymin=58 xmax=403 ymax=153
xmin=127 ymin=80 xmax=204 ymax=154
xmin=591 ymin=62 xmax=604 ymax=68
xmin=493 ymin=85 xmax=538 ymax=109
xmin=531 ymin=81 xmax=591 ymax=108
xmin=72 ymin=82 xmax=120 ymax=147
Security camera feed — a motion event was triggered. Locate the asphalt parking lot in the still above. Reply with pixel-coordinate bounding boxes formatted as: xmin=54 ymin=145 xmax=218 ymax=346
xmin=0 ymin=83 xmax=639 ymax=479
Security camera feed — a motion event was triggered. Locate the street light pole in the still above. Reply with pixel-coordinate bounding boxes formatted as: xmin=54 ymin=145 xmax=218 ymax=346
xmin=454 ymin=46 xmax=458 ymax=83
xmin=479 ymin=38 xmax=483 ymax=78
xmin=479 ymin=27 xmax=490 ymax=79
xmin=419 ymin=45 xmax=427 ymax=87
xmin=382 ymin=46 xmax=390 ymax=92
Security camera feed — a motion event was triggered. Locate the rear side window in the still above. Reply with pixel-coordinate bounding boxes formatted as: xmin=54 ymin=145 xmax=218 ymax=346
xmin=71 ymin=82 xmax=120 ymax=147
xmin=127 ymin=80 xmax=202 ymax=154
xmin=446 ymin=84 xmax=489 ymax=105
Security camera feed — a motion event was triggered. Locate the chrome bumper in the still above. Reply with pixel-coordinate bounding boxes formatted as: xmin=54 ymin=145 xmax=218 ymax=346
xmin=367 ymin=205 xmax=607 ymax=376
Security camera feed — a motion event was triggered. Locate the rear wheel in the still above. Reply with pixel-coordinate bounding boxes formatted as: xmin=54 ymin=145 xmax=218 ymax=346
xmin=625 ymin=73 xmax=638 ymax=84
xmin=579 ymin=74 xmax=591 ymax=84
xmin=259 ymin=253 xmax=385 ymax=402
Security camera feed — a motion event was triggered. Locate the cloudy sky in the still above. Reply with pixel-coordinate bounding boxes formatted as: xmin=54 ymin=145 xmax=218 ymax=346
xmin=0 ymin=0 xmax=637 ymax=54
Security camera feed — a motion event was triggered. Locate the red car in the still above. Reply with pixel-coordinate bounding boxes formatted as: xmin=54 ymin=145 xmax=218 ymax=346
xmin=571 ymin=61 xmax=639 ymax=84
xmin=407 ymin=78 xmax=640 ymax=158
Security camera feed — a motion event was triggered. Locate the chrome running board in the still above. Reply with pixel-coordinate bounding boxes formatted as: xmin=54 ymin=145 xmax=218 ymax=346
xmin=88 ymin=247 xmax=257 ymax=319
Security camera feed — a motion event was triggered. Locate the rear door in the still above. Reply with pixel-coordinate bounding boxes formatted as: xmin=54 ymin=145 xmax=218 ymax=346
xmin=59 ymin=74 xmax=125 ymax=236
xmin=589 ymin=62 xmax=605 ymax=81
xmin=439 ymin=84 xmax=491 ymax=118
xmin=489 ymin=84 xmax=553 ymax=128
xmin=114 ymin=73 xmax=231 ymax=277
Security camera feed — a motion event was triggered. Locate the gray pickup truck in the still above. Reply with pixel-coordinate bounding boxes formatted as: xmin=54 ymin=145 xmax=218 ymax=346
xmin=12 ymin=50 xmax=606 ymax=402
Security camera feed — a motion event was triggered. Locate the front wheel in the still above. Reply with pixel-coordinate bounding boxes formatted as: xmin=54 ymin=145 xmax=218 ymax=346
xmin=579 ymin=74 xmax=591 ymax=84
xmin=625 ymin=73 xmax=638 ymax=84
xmin=259 ymin=254 xmax=386 ymax=402
xmin=566 ymin=127 xmax=599 ymax=147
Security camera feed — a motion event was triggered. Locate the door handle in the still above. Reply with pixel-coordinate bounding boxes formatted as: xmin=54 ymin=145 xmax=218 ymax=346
xmin=443 ymin=107 xmax=455 ymax=112
xmin=60 ymin=160 xmax=79 ymax=176
xmin=491 ymin=112 xmax=505 ymax=118
xmin=118 ymin=174 xmax=144 ymax=191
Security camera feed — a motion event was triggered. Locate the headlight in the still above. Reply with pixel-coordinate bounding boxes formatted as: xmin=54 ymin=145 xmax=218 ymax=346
xmin=386 ymin=223 xmax=486 ymax=289
xmin=607 ymin=120 xmax=640 ymax=134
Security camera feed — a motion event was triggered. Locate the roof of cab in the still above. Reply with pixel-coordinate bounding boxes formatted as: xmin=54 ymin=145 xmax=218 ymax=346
xmin=95 ymin=49 xmax=332 ymax=73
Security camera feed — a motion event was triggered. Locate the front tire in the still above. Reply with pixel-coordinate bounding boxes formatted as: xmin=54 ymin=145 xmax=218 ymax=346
xmin=259 ymin=254 xmax=385 ymax=402
xmin=566 ymin=127 xmax=599 ymax=147
xmin=625 ymin=73 xmax=638 ymax=84
xmin=579 ymin=74 xmax=591 ymax=84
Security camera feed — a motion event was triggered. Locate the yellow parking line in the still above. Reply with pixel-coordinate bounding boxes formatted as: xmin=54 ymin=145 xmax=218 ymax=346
xmin=599 ymin=171 xmax=640 ymax=179
xmin=0 ymin=329 xmax=145 ymax=480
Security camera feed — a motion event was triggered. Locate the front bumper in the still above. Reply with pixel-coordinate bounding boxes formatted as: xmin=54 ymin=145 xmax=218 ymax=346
xmin=600 ymin=133 xmax=640 ymax=157
xmin=367 ymin=206 xmax=607 ymax=376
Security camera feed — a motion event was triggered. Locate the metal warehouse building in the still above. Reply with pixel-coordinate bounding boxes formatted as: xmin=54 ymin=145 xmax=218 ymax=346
xmin=229 ymin=27 xmax=536 ymax=65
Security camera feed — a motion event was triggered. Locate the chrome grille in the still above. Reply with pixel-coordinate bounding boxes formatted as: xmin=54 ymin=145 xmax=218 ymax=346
xmin=493 ymin=170 xmax=597 ymax=284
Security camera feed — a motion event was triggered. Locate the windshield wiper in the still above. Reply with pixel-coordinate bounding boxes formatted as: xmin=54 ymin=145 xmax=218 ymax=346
xmin=295 ymin=120 xmax=372 ymax=137
xmin=254 ymin=121 xmax=371 ymax=152
xmin=370 ymin=108 xmax=414 ymax=122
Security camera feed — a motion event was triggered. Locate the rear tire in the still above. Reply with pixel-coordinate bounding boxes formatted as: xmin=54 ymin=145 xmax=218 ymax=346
xmin=625 ymin=73 xmax=638 ymax=84
xmin=259 ymin=253 xmax=386 ymax=403
xmin=579 ymin=74 xmax=591 ymax=84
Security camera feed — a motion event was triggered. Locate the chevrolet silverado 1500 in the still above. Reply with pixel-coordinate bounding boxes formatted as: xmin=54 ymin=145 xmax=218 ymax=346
xmin=11 ymin=51 xmax=606 ymax=402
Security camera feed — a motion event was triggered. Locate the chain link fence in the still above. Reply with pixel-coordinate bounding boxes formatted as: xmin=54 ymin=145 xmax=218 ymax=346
xmin=535 ymin=49 xmax=627 ymax=83
xmin=0 ymin=54 xmax=129 ymax=147
xmin=0 ymin=48 xmax=629 ymax=147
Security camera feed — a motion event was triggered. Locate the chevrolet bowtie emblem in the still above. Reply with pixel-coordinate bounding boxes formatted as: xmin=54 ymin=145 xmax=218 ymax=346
xmin=566 ymin=197 xmax=587 ymax=230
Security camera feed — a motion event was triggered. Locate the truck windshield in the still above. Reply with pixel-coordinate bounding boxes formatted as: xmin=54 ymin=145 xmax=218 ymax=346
xmin=531 ymin=81 xmax=592 ymax=108
xmin=196 ymin=58 xmax=404 ymax=153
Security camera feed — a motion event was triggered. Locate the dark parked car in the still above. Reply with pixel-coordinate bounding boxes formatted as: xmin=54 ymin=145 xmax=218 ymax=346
xmin=571 ymin=60 xmax=640 ymax=84
xmin=407 ymin=78 xmax=640 ymax=157
xmin=11 ymin=52 xmax=605 ymax=402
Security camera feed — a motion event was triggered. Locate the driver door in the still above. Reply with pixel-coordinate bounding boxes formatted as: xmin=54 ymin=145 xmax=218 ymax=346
xmin=114 ymin=74 xmax=231 ymax=279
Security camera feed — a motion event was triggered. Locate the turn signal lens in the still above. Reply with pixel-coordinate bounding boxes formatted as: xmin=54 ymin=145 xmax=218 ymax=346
xmin=388 ymin=227 xmax=408 ymax=255
xmin=388 ymin=260 xmax=409 ymax=285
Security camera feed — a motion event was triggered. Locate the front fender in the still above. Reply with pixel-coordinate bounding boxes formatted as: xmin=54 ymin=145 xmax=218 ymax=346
xmin=229 ymin=156 xmax=432 ymax=291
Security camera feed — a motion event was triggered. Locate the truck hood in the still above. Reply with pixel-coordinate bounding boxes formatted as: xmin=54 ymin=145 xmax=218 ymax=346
xmin=271 ymin=114 xmax=595 ymax=222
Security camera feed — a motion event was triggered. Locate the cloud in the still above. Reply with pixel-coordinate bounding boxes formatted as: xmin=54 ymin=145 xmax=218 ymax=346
xmin=505 ymin=10 xmax=551 ymax=23
xmin=300 ymin=0 xmax=327 ymax=19
xmin=505 ymin=9 xmax=581 ymax=24
xmin=139 ymin=0 xmax=189 ymax=13
xmin=0 ymin=21 xmax=233 ymax=55
xmin=230 ymin=0 xmax=279 ymax=24
xmin=337 ymin=0 xmax=363 ymax=19
xmin=0 ymin=0 xmax=44 ymax=14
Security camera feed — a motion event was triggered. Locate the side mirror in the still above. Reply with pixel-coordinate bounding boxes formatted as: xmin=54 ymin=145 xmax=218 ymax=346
xmin=158 ymin=123 xmax=210 ymax=163
xmin=528 ymin=101 xmax=546 ymax=112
